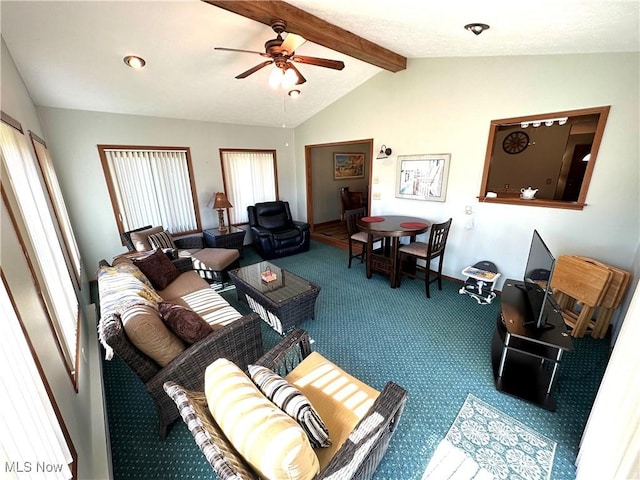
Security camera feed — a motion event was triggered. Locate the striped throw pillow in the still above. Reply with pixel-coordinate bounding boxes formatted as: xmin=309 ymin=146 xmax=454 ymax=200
xmin=148 ymin=230 xmax=176 ymax=250
xmin=248 ymin=364 xmax=331 ymax=449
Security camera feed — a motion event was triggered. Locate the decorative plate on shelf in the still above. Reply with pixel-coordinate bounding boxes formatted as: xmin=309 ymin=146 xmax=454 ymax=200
xmin=502 ymin=131 xmax=529 ymax=154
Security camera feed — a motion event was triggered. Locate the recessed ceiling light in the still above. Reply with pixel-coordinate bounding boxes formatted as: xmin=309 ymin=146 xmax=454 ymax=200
xmin=288 ymin=89 xmax=301 ymax=98
xmin=464 ymin=23 xmax=490 ymax=36
xmin=123 ymin=55 xmax=146 ymax=69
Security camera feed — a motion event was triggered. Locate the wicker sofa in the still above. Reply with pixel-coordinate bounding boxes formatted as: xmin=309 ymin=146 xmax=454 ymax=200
xmin=164 ymin=329 xmax=408 ymax=479
xmin=97 ymin=256 xmax=263 ymax=439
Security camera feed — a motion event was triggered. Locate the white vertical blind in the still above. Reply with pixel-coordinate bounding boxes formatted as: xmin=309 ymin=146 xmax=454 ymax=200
xmin=575 ymin=280 xmax=640 ymax=479
xmin=0 ymin=123 xmax=78 ymax=374
xmin=221 ymin=150 xmax=277 ymax=224
xmin=31 ymin=137 xmax=83 ymax=287
xmin=0 ymin=275 xmax=73 ymax=480
xmin=105 ymin=149 xmax=197 ymax=233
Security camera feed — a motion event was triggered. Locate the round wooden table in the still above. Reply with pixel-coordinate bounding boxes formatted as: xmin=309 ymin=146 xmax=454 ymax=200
xmin=356 ymin=215 xmax=430 ymax=288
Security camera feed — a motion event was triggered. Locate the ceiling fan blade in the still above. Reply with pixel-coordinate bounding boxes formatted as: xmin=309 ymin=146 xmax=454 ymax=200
xmin=287 ymin=63 xmax=307 ymax=85
xmin=235 ymin=60 xmax=273 ymax=79
xmin=215 ymin=47 xmax=269 ymax=57
xmin=279 ymin=33 xmax=306 ymax=56
xmin=291 ymin=55 xmax=345 ymax=70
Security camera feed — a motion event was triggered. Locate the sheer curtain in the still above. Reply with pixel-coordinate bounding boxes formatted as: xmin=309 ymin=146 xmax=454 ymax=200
xmin=0 ymin=274 xmax=74 ymax=480
xmin=221 ymin=150 xmax=277 ymax=224
xmin=0 ymin=122 xmax=78 ymax=375
xmin=104 ymin=148 xmax=197 ymax=233
xmin=575 ymin=280 xmax=640 ymax=479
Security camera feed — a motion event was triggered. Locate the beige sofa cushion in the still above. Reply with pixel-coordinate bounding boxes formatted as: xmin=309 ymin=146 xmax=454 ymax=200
xmin=130 ymin=226 xmax=164 ymax=252
xmin=157 ymin=271 xmax=209 ymax=299
xmin=285 ymin=352 xmax=380 ymax=470
xmin=121 ymin=304 xmax=185 ymax=366
xmin=191 ymin=248 xmax=239 ymax=271
xmin=205 ymin=358 xmax=319 ymax=480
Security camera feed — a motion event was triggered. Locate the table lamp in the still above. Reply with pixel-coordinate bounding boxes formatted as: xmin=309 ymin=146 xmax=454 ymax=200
xmin=209 ymin=192 xmax=232 ymax=233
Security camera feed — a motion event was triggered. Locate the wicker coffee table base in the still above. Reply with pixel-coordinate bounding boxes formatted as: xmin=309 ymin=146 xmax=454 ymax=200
xmin=230 ymin=269 xmax=320 ymax=334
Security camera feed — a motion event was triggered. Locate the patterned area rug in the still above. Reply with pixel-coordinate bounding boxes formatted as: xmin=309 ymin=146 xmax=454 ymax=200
xmin=423 ymin=394 xmax=556 ymax=480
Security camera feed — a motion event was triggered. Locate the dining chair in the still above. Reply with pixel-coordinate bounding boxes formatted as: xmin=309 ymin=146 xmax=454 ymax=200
xmin=345 ymin=207 xmax=382 ymax=268
xmin=398 ymin=218 xmax=452 ymax=298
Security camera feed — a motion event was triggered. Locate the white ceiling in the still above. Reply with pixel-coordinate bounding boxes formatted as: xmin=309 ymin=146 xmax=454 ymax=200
xmin=2 ymin=0 xmax=639 ymax=128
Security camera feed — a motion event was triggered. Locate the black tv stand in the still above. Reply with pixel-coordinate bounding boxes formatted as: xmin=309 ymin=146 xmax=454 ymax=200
xmin=491 ymin=280 xmax=573 ymax=411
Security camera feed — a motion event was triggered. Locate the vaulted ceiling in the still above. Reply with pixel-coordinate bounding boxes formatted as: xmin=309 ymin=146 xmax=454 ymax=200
xmin=2 ymin=1 xmax=638 ymax=128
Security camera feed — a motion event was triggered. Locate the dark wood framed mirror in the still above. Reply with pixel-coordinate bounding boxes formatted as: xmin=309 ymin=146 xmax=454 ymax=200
xmin=479 ymin=106 xmax=610 ymax=210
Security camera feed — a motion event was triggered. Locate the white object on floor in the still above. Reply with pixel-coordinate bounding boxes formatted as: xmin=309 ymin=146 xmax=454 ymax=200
xmin=422 ymin=439 xmax=494 ymax=480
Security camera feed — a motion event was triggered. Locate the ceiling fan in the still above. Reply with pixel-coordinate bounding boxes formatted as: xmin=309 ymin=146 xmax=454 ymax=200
xmin=215 ymin=19 xmax=345 ymax=87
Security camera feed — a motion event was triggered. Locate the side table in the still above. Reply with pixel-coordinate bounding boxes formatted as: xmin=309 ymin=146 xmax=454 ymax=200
xmin=203 ymin=226 xmax=245 ymax=258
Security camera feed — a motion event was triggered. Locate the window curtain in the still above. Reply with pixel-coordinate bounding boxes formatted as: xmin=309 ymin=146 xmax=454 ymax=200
xmin=575 ymin=280 xmax=640 ymax=479
xmin=0 ymin=275 xmax=73 ymax=480
xmin=31 ymin=138 xmax=82 ymax=286
xmin=221 ymin=151 xmax=276 ymax=224
xmin=105 ymin=149 xmax=197 ymax=233
xmin=0 ymin=123 xmax=78 ymax=373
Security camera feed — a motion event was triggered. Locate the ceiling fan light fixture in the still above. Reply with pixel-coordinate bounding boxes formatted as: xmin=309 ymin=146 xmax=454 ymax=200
xmin=464 ymin=23 xmax=490 ymax=36
xmin=123 ymin=55 xmax=146 ymax=69
xmin=282 ymin=66 xmax=298 ymax=88
xmin=268 ymin=66 xmax=283 ymax=88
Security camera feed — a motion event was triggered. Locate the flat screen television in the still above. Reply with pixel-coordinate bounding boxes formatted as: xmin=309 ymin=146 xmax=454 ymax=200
xmin=520 ymin=230 xmax=556 ymax=330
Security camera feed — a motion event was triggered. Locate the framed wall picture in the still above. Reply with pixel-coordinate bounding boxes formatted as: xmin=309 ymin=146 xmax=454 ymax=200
xmin=396 ymin=153 xmax=451 ymax=202
xmin=334 ymin=152 xmax=365 ymax=179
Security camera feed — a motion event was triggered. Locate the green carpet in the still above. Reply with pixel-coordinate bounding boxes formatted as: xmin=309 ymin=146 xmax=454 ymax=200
xmin=102 ymin=241 xmax=610 ymax=479
xmin=423 ymin=394 xmax=556 ymax=480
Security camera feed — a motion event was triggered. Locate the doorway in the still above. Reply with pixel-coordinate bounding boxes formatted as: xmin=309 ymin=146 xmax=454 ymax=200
xmin=304 ymin=139 xmax=373 ymax=250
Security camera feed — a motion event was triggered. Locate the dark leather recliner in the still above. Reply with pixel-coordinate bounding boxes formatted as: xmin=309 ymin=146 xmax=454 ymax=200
xmin=247 ymin=201 xmax=310 ymax=259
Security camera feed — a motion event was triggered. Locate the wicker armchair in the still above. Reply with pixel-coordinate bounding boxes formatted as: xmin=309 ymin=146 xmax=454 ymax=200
xmin=121 ymin=225 xmax=240 ymax=284
xmin=101 ymin=309 xmax=263 ymax=439
xmin=164 ymin=329 xmax=407 ymax=479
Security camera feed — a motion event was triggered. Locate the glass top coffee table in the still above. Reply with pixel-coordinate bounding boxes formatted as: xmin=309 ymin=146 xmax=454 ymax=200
xmin=229 ymin=261 xmax=321 ymax=334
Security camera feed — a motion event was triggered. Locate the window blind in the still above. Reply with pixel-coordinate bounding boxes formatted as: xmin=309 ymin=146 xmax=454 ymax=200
xmin=104 ymin=148 xmax=197 ymax=233
xmin=0 ymin=122 xmax=79 ymax=376
xmin=0 ymin=274 xmax=74 ymax=480
xmin=221 ymin=150 xmax=277 ymax=224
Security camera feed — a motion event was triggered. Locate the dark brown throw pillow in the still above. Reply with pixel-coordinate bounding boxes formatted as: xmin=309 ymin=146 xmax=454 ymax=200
xmin=158 ymin=301 xmax=212 ymax=344
xmin=133 ymin=249 xmax=180 ymax=290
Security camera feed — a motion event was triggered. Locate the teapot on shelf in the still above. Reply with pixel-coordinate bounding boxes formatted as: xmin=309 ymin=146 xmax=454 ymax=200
xmin=520 ymin=186 xmax=538 ymax=199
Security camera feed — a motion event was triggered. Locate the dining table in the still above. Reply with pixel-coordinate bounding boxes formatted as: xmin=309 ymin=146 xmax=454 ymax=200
xmin=356 ymin=215 xmax=430 ymax=288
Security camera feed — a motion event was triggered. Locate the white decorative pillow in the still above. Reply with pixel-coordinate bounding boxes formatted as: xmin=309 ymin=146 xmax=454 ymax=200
xmin=248 ymin=364 xmax=331 ymax=448
xmin=148 ymin=230 xmax=176 ymax=250
xmin=204 ymin=358 xmax=319 ymax=480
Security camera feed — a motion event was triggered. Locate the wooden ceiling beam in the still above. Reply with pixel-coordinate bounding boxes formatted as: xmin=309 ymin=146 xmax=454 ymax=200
xmin=203 ymin=0 xmax=407 ymax=72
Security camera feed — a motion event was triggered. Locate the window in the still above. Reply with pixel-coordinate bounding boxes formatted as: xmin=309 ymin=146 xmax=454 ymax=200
xmin=98 ymin=145 xmax=201 ymax=235
xmin=0 ymin=118 xmax=79 ymax=383
xmin=0 ymin=271 xmax=76 ymax=480
xmin=220 ymin=149 xmax=278 ymax=224
xmin=30 ymin=132 xmax=82 ymax=288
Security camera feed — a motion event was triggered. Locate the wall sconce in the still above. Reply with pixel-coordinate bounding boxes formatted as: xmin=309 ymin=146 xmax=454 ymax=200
xmin=207 ymin=192 xmax=233 ymax=233
xmin=377 ymin=145 xmax=392 ymax=159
